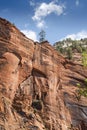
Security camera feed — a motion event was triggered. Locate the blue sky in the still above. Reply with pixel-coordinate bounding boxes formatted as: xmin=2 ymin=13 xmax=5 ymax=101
xmin=0 ymin=0 xmax=87 ymax=44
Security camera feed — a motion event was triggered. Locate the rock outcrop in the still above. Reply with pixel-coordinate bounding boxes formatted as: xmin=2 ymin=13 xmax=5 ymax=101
xmin=0 ymin=17 xmax=87 ymax=130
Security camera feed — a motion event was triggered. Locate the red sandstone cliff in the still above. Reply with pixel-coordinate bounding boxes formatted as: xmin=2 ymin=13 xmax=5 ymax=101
xmin=0 ymin=18 xmax=87 ymax=130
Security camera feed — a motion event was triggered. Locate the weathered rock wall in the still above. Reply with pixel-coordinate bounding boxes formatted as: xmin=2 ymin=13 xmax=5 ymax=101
xmin=0 ymin=18 xmax=87 ymax=130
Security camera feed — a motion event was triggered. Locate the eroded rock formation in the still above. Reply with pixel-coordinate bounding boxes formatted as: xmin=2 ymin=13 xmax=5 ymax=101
xmin=0 ymin=17 xmax=87 ymax=130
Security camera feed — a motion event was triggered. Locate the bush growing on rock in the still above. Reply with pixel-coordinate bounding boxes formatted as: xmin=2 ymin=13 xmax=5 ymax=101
xmin=82 ymin=51 xmax=87 ymax=67
xmin=76 ymin=78 xmax=87 ymax=99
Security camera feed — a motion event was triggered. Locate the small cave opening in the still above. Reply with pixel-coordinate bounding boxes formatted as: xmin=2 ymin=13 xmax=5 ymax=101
xmin=31 ymin=99 xmax=43 ymax=111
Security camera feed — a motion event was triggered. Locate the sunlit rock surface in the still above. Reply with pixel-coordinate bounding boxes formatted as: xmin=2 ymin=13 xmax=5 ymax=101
xmin=0 ymin=17 xmax=87 ymax=130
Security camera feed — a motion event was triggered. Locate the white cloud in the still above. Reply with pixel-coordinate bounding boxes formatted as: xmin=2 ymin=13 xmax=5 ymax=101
xmin=76 ymin=0 xmax=79 ymax=6
xmin=29 ymin=0 xmax=35 ymax=6
xmin=37 ymin=20 xmax=45 ymax=28
xmin=32 ymin=1 xmax=65 ymax=28
xmin=62 ymin=31 xmax=87 ymax=40
xmin=21 ymin=30 xmax=37 ymax=41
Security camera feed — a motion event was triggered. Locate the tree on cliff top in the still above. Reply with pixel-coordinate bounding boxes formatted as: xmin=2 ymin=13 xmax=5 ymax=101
xmin=39 ymin=30 xmax=46 ymax=42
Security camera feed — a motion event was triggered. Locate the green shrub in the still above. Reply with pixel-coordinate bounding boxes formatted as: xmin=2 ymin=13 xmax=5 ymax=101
xmin=77 ymin=46 xmax=82 ymax=53
xmin=82 ymin=51 xmax=87 ymax=67
xmin=76 ymin=78 xmax=87 ymax=99
xmin=67 ymin=48 xmax=73 ymax=60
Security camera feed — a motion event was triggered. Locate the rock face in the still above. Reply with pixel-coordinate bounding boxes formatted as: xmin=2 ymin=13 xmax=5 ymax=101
xmin=0 ymin=17 xmax=87 ymax=130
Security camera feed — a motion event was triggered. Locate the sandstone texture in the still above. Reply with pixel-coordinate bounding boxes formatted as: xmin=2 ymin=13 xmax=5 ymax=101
xmin=0 ymin=18 xmax=87 ymax=130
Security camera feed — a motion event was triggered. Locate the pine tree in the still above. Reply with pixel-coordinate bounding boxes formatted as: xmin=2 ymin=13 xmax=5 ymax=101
xmin=39 ymin=30 xmax=46 ymax=42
